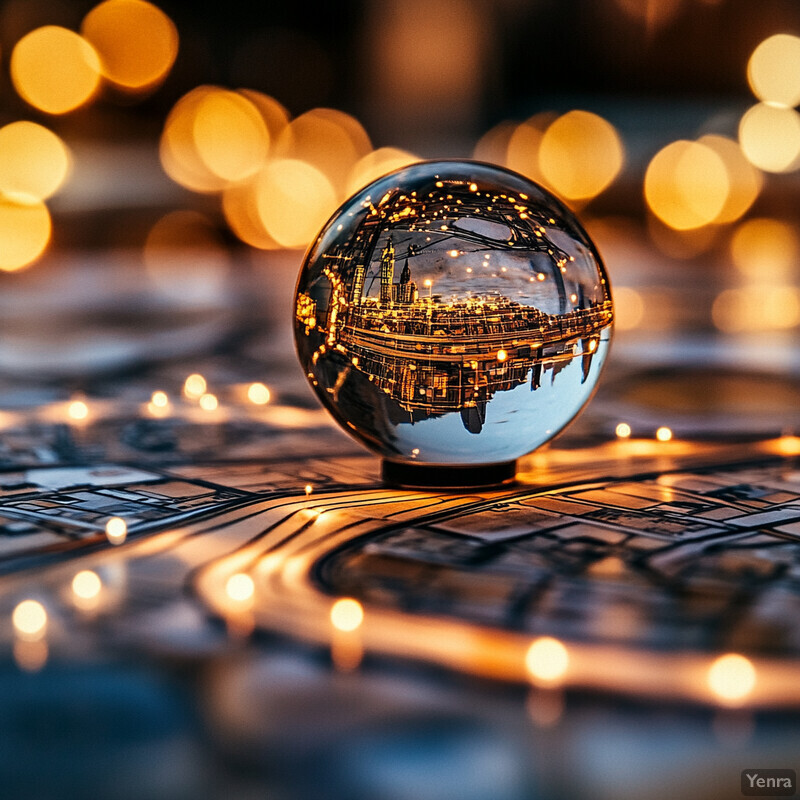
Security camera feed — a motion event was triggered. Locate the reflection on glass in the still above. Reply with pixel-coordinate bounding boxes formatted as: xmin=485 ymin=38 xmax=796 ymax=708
xmin=294 ymin=161 xmax=613 ymax=465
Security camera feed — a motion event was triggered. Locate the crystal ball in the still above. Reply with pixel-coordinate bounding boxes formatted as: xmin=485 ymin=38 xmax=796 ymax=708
xmin=294 ymin=161 xmax=613 ymax=483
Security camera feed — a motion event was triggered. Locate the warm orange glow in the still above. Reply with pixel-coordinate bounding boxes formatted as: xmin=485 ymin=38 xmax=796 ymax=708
xmin=0 ymin=122 xmax=70 ymax=202
xmin=193 ymin=90 xmax=269 ymax=182
xmin=304 ymin=484 xmax=313 ymax=496
xmin=0 ymin=199 xmax=51 ymax=272
xmin=739 ymin=103 xmax=800 ymax=173
xmin=247 ymin=382 xmax=271 ymax=405
xmin=612 ymin=286 xmax=645 ymax=330
xmin=747 ymin=33 xmax=800 ymax=108
xmin=12 ymin=600 xmax=47 ymax=640
xmin=539 ymin=111 xmax=624 ymax=201
xmin=274 ymin=108 xmax=371 ymax=196
xmin=330 ymin=598 xmax=364 ymax=632
xmin=707 ymin=653 xmax=756 ymax=704
xmin=237 ymin=90 xmax=290 ymax=142
xmin=151 ymin=390 xmax=169 ymax=408
xmin=656 ymin=426 xmax=673 ymax=442
xmin=222 ymin=182 xmax=279 ymax=250
xmin=68 ymin=400 xmax=89 ymax=420
xmin=731 ymin=218 xmax=798 ymax=280
xmin=11 ymin=26 xmax=101 ymax=114
xmin=347 ymin=147 xmax=419 ymax=195
xmin=256 ymin=159 xmax=337 ymax=248
xmin=615 ymin=422 xmax=632 ymax=438
xmin=160 ymin=87 xmax=229 ymax=193
xmin=72 ymin=570 xmax=102 ymax=600
xmin=225 ymin=573 xmax=255 ymax=602
xmin=712 ymin=286 xmax=800 ymax=333
xmin=199 ymin=393 xmax=218 ymax=411
xmin=644 ymin=140 xmax=729 ymax=230
xmin=105 ymin=516 xmax=127 ymax=544
xmin=697 ymin=135 xmax=762 ymax=224
xmin=524 ymin=637 xmax=569 ymax=683
xmin=496 ymin=349 xmax=508 ymax=362
xmin=183 ymin=373 xmax=207 ymax=398
xmin=81 ymin=0 xmax=178 ymax=91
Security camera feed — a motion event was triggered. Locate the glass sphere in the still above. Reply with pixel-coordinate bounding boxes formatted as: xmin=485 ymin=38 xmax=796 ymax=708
xmin=294 ymin=161 xmax=613 ymax=470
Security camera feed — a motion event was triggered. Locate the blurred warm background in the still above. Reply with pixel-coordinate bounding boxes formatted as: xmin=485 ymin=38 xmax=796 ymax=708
xmin=2 ymin=0 xmax=800 ymax=422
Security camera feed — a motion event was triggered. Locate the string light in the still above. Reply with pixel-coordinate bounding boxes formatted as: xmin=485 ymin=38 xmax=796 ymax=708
xmin=330 ymin=598 xmax=364 ymax=632
xmin=105 ymin=516 xmax=127 ymax=545
xmin=247 ymin=382 xmax=271 ymax=405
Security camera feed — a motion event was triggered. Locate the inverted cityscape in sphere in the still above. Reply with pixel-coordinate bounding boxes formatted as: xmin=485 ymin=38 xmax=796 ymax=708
xmin=294 ymin=161 xmax=614 ymax=465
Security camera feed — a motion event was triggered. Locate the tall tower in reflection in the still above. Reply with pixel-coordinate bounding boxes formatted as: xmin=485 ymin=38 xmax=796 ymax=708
xmin=351 ymin=263 xmax=365 ymax=305
xmin=380 ymin=239 xmax=395 ymax=303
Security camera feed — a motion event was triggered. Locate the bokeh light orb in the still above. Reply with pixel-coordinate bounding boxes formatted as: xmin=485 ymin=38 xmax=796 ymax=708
xmin=294 ymin=161 xmax=613 ymax=485
xmin=11 ymin=26 xmax=101 ymax=115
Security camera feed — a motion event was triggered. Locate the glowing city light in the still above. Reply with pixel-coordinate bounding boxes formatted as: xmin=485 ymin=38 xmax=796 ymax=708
xmin=150 ymin=390 xmax=169 ymax=408
xmin=538 ymin=110 xmax=625 ymax=201
xmin=274 ymin=108 xmax=371 ymax=196
xmin=697 ymin=134 xmax=762 ymax=225
xmin=247 ymin=382 xmax=271 ymax=405
xmin=739 ymin=103 xmax=800 ymax=173
xmin=199 ymin=393 xmax=218 ymax=411
xmin=496 ymin=349 xmax=508 ymax=362
xmin=644 ymin=140 xmax=729 ymax=230
xmin=747 ymin=33 xmax=800 ymax=108
xmin=183 ymin=373 xmax=207 ymax=398
xmin=730 ymin=218 xmax=798 ymax=280
xmin=616 ymin=422 xmax=632 ymax=438
xmin=256 ymin=158 xmax=337 ymax=248
xmin=707 ymin=653 xmax=756 ymax=703
xmin=330 ymin=598 xmax=364 ymax=632
xmin=347 ymin=147 xmax=420 ymax=195
xmin=72 ymin=570 xmax=102 ymax=600
xmin=67 ymin=400 xmax=89 ymax=421
xmin=105 ymin=516 xmax=127 ymax=545
xmin=81 ymin=0 xmax=178 ymax=91
xmin=11 ymin=26 xmax=101 ymax=114
xmin=305 ymin=484 xmax=313 ymax=496
xmin=0 ymin=199 xmax=52 ymax=272
xmin=192 ymin=89 xmax=269 ymax=182
xmin=712 ymin=286 xmax=800 ymax=333
xmin=12 ymin=600 xmax=47 ymax=640
xmin=656 ymin=426 xmax=673 ymax=442
xmin=225 ymin=572 xmax=255 ymax=602
xmin=0 ymin=122 xmax=71 ymax=202
xmin=524 ymin=636 xmax=569 ymax=683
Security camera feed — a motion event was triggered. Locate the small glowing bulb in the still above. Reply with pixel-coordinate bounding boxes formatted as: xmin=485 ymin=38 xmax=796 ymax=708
xmin=449 ymin=249 xmax=459 ymax=257
xmin=247 ymin=382 xmax=271 ymax=405
xmin=656 ymin=426 xmax=673 ymax=442
xmin=183 ymin=373 xmax=207 ymax=398
xmin=151 ymin=390 xmax=168 ymax=408
xmin=12 ymin=599 xmax=47 ymax=640
xmin=615 ymin=422 xmax=632 ymax=439
xmin=67 ymin=400 xmax=89 ymax=420
xmin=424 ymin=279 xmax=432 ymax=287
xmin=225 ymin=572 xmax=254 ymax=602
xmin=105 ymin=516 xmax=127 ymax=545
xmin=71 ymin=570 xmax=101 ymax=600
xmin=496 ymin=349 xmax=508 ymax=362
xmin=525 ymin=636 xmax=569 ymax=683
xmin=707 ymin=653 xmax=756 ymax=703
xmin=199 ymin=393 xmax=218 ymax=411
xmin=469 ymin=182 xmax=478 ymax=192
xmin=330 ymin=597 xmax=364 ymax=632
xmin=304 ymin=484 xmax=313 ymax=496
